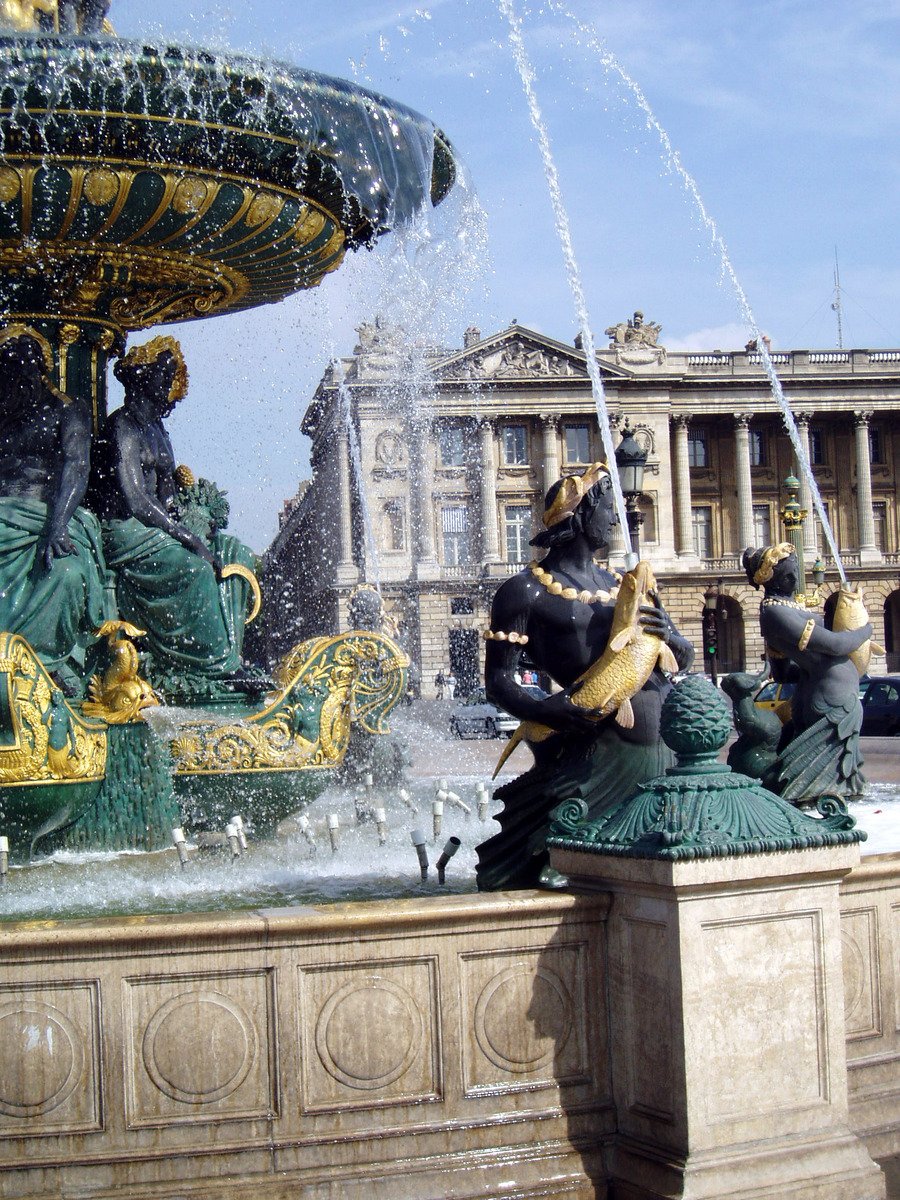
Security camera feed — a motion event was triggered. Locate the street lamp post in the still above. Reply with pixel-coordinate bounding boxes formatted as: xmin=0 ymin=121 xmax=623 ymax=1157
xmin=615 ymin=421 xmax=648 ymax=563
xmin=703 ymin=580 xmax=720 ymax=687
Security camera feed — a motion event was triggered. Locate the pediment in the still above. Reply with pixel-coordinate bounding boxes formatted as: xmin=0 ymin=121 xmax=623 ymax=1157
xmin=432 ymin=325 xmax=632 ymax=383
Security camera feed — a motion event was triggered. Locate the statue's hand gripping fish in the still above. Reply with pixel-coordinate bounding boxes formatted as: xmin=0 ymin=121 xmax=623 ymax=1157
xmin=831 ymin=583 xmax=884 ymax=675
xmin=494 ymin=561 xmax=680 ymax=777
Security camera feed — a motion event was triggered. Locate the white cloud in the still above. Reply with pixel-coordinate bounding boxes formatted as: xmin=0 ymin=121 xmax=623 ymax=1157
xmin=666 ymin=322 xmax=756 ymax=352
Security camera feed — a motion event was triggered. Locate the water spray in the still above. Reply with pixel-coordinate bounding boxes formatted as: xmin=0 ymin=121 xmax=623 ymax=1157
xmin=432 ymin=797 xmax=443 ymax=841
xmin=0 ymin=835 xmax=7 ymax=885
xmin=410 ymin=828 xmax=429 ymax=880
xmin=298 ymin=813 xmax=317 ymax=851
xmin=547 ymin=0 xmax=847 ymax=581
xmin=225 ymin=822 xmax=241 ymax=861
xmin=171 ymin=826 xmax=189 ymax=870
xmin=375 ymin=806 xmax=388 ymax=845
xmin=499 ymin=0 xmax=634 ymax=564
xmin=327 ymin=813 xmax=341 ymax=854
xmin=436 ymin=836 xmax=461 ymax=885
xmin=230 ymin=814 xmax=248 ymax=851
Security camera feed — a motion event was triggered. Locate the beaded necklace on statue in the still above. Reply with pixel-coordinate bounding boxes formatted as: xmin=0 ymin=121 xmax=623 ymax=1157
xmin=760 ymin=595 xmax=810 ymax=612
xmin=529 ymin=560 xmax=621 ymax=605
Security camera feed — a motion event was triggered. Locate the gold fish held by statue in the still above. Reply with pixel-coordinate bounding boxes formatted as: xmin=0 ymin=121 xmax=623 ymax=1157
xmin=493 ymin=560 xmax=679 ymax=777
xmin=831 ymin=584 xmax=884 ymax=676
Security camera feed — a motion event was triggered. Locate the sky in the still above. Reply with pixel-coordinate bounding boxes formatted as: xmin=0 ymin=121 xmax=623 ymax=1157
xmin=105 ymin=0 xmax=900 ymax=548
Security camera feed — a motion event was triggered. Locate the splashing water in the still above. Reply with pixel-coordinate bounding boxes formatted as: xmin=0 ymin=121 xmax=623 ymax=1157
xmin=498 ymin=0 xmax=633 ymax=559
xmin=546 ymin=2 xmax=846 ymax=582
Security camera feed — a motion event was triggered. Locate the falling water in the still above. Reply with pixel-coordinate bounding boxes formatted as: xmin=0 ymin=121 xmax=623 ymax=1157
xmin=547 ymin=2 xmax=847 ymax=582
xmin=331 ymin=354 xmax=382 ymax=589
xmin=498 ymin=0 xmax=634 ymax=561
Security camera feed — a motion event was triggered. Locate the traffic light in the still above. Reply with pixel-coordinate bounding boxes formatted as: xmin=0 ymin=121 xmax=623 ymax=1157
xmin=702 ymin=610 xmax=718 ymax=657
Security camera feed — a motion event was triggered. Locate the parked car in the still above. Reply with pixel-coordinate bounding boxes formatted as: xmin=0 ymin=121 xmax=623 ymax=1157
xmin=449 ymin=684 xmax=548 ymax=739
xmin=753 ymin=679 xmax=795 ymax=724
xmin=860 ymin=676 xmax=900 ymax=736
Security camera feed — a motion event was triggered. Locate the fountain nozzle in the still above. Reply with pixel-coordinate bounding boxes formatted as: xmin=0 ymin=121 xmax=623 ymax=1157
xmin=225 ymin=822 xmax=241 ymax=860
xmin=410 ymin=828 xmax=429 ymax=880
xmin=375 ymin=806 xmax=388 ymax=845
xmin=230 ymin=815 xmax=248 ymax=851
xmin=436 ymin=836 xmax=461 ymax=884
xmin=0 ymin=835 xmax=8 ymax=884
xmin=327 ymin=813 xmax=340 ymax=854
xmin=171 ymin=826 xmax=189 ymax=869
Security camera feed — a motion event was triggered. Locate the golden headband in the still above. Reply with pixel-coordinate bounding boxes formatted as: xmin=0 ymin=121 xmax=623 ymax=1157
xmin=753 ymin=542 xmax=795 ymax=586
xmin=0 ymin=323 xmax=54 ymax=373
xmin=543 ymin=462 xmax=609 ymax=528
xmin=119 ymin=335 xmax=188 ymax=402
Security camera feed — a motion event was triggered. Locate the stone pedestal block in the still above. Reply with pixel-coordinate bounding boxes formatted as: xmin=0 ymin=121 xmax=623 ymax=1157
xmin=550 ymin=843 xmax=887 ymax=1200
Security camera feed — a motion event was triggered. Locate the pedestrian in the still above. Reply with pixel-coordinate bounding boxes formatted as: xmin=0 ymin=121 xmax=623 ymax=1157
xmin=446 ymin=671 xmax=456 ymax=699
xmin=435 ymin=670 xmax=445 ymax=700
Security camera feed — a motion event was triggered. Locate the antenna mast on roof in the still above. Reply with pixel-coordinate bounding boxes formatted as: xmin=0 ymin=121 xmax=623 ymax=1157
xmin=830 ymin=248 xmax=844 ymax=349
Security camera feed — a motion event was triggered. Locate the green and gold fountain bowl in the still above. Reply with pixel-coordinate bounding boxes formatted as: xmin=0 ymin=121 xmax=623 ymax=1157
xmin=0 ymin=34 xmax=456 ymax=336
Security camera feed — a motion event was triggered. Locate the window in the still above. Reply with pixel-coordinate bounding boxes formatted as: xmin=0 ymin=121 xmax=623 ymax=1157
xmin=870 ymin=427 xmax=884 ymax=464
xmin=749 ymin=429 xmax=766 ymax=467
xmin=438 ymin=425 xmax=466 ymax=467
xmin=873 ymin=501 xmax=887 ymax=550
xmin=450 ymin=596 xmax=474 ymax=615
xmin=382 ymin=500 xmax=404 ymax=551
xmin=810 ymin=429 xmax=825 ymax=465
xmin=502 ymin=424 xmax=528 ymax=466
xmin=752 ymin=504 xmax=771 ymax=547
xmin=691 ymin=506 xmax=713 ymax=557
xmin=688 ymin=429 xmax=708 ymax=469
xmin=637 ymin=496 xmax=656 ymax=543
xmin=564 ymin=423 xmax=591 ymax=464
xmin=504 ymin=504 xmax=533 ymax=563
xmin=441 ymin=505 xmax=470 ymax=565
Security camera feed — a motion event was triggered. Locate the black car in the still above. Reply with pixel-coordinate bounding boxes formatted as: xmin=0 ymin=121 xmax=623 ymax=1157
xmin=860 ymin=676 xmax=900 ymax=736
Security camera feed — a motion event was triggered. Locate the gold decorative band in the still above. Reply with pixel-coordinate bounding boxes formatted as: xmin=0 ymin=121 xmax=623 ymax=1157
xmin=220 ymin=563 xmax=262 ymax=623
xmin=753 ymin=542 xmax=795 ymax=586
xmin=483 ymin=629 xmax=529 ymax=644
xmin=797 ymin=618 xmax=816 ymax=652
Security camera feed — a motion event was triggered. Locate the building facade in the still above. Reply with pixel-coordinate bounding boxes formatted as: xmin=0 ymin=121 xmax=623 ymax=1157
xmin=261 ymin=318 xmax=900 ymax=695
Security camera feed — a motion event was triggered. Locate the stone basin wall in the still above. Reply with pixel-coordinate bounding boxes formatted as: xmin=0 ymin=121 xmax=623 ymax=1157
xmin=0 ymin=854 xmax=897 ymax=1199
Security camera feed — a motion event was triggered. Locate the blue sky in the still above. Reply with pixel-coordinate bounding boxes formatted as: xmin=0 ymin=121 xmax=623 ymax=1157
xmin=108 ymin=0 xmax=900 ymax=546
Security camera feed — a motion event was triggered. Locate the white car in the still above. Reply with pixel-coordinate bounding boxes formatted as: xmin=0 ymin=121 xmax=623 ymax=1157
xmin=449 ymin=685 xmax=547 ymax=739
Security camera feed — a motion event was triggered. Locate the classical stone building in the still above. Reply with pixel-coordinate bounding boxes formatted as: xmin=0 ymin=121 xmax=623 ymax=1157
xmin=261 ymin=317 xmax=900 ymax=695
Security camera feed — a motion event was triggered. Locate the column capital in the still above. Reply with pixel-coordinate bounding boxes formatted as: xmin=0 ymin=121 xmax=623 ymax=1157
xmin=477 ymin=415 xmax=494 ymax=432
xmin=538 ymin=412 xmax=560 ymax=430
xmin=672 ymin=413 xmax=691 ymax=430
xmin=854 ymin=409 xmax=873 ymax=427
xmin=734 ymin=412 xmax=753 ymax=430
xmin=794 ymin=410 xmax=813 ymax=427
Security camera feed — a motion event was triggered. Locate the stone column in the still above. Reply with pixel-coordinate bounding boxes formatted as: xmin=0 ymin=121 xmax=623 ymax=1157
xmin=795 ymin=412 xmax=819 ymax=558
xmin=734 ymin=413 xmax=755 ymax=552
xmin=540 ymin=412 xmax=560 ymax=498
xmin=407 ymin=417 xmax=439 ymax=579
xmin=479 ymin=418 xmax=501 ymax=563
xmin=671 ymin=416 xmax=695 ymax=558
xmin=854 ymin=411 xmax=881 ymax=563
xmin=335 ymin=421 xmax=358 ymax=585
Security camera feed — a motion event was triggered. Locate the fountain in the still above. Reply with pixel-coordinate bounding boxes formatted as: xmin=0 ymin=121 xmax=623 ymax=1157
xmin=0 ymin=2 xmax=463 ymax=857
xmin=0 ymin=7 xmax=896 ymax=1199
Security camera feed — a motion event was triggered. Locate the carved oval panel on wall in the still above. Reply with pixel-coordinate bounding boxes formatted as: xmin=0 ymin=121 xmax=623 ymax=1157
xmin=142 ymin=990 xmax=258 ymax=1105
xmin=315 ymin=975 xmax=422 ymax=1090
xmin=474 ymin=964 xmax=573 ymax=1074
xmin=0 ymin=1001 xmax=84 ymax=1118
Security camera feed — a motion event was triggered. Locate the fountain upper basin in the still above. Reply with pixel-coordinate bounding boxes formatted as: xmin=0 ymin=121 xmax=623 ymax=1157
xmin=0 ymin=34 xmax=457 ymax=331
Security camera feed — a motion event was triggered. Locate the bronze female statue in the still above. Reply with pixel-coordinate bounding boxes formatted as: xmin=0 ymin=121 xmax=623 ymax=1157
xmin=744 ymin=543 xmax=870 ymax=801
xmin=91 ymin=336 xmax=259 ymax=697
xmin=476 ymin=463 xmax=693 ymax=889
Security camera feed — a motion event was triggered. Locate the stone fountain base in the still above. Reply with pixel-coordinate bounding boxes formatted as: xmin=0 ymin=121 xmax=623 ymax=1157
xmin=0 ymin=855 xmax=898 ymax=1199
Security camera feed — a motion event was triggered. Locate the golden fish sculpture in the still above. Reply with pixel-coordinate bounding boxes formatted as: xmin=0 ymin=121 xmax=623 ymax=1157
xmin=830 ymin=583 xmax=885 ymax=675
xmin=494 ymin=560 xmax=679 ymax=777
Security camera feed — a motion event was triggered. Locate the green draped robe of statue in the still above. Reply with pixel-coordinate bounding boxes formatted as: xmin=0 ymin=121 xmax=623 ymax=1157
xmin=102 ymin=518 xmax=256 ymax=686
xmin=0 ymin=496 xmax=108 ymax=674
